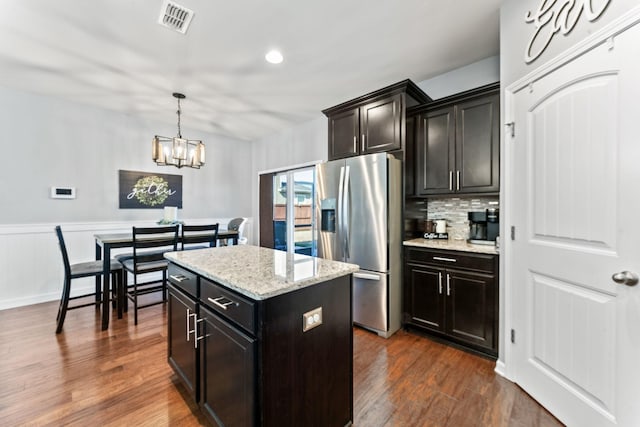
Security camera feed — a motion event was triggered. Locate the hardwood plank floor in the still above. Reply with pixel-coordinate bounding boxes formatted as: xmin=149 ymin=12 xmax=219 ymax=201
xmin=0 ymin=301 xmax=563 ymax=426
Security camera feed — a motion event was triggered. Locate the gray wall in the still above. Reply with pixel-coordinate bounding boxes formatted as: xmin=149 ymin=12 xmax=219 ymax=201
xmin=0 ymin=87 xmax=253 ymax=224
xmin=501 ymin=0 xmax=638 ymax=86
xmin=417 ymin=55 xmax=499 ymax=99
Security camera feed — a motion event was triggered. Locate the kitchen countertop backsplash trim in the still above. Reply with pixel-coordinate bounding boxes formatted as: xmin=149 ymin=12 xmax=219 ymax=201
xmin=403 ymin=238 xmax=498 ymax=255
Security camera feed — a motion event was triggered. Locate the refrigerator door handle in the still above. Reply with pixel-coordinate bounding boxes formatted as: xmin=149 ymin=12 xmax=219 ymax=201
xmin=343 ymin=165 xmax=351 ymax=260
xmin=337 ymin=166 xmax=346 ymax=260
xmin=353 ymin=272 xmax=381 ymax=281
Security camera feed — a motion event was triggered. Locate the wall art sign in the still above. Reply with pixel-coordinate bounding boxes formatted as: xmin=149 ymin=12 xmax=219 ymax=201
xmin=524 ymin=0 xmax=612 ymax=63
xmin=119 ymin=170 xmax=183 ymax=209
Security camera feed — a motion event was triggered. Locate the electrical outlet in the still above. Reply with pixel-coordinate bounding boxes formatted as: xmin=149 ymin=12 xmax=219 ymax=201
xmin=302 ymin=307 xmax=322 ymax=332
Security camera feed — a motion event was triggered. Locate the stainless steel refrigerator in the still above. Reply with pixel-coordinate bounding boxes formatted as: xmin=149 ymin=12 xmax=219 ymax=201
xmin=316 ymin=152 xmax=402 ymax=338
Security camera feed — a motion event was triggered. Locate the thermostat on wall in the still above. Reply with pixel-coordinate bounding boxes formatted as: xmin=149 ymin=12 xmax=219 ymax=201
xmin=50 ymin=187 xmax=76 ymax=199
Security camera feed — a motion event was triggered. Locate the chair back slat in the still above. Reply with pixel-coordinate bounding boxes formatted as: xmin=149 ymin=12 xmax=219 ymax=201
xmin=54 ymin=226 xmax=72 ymax=275
xmin=181 ymin=223 xmax=219 ymax=250
xmin=132 ymin=225 xmax=179 ymax=270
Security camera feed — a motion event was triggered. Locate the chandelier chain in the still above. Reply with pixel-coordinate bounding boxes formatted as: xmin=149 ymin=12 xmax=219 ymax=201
xmin=176 ymin=98 xmax=182 ymax=138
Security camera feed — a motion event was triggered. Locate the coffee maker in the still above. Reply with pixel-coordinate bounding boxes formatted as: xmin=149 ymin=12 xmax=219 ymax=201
xmin=468 ymin=208 xmax=499 ymax=244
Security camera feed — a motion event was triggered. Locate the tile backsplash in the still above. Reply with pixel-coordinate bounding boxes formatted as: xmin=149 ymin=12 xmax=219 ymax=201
xmin=406 ymin=196 xmax=500 ymax=240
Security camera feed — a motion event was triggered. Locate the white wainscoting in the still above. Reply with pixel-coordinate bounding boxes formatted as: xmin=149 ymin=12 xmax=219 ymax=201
xmin=0 ymin=218 xmax=253 ymax=310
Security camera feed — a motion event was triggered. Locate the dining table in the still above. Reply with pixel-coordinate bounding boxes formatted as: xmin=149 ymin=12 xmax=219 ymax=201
xmin=93 ymin=229 xmax=239 ymax=330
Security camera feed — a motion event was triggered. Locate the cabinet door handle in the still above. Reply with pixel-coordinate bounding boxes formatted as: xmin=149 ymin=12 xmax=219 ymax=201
xmin=186 ymin=308 xmax=192 ymax=341
xmin=193 ymin=318 xmax=204 ymax=349
xmin=438 ymin=272 xmax=443 ymax=294
xmin=446 ymin=273 xmax=451 ymax=296
xmin=186 ymin=309 xmax=198 ymax=342
xmin=433 ymin=256 xmax=456 ymax=263
xmin=456 ymin=170 xmax=460 ymax=191
xmin=170 ymin=274 xmax=188 ymax=283
xmin=361 ymin=134 xmax=365 ymax=152
xmin=449 ymin=171 xmax=453 ymax=191
xmin=208 ymin=296 xmax=237 ymax=310
xmin=353 ymin=135 xmax=357 ymax=152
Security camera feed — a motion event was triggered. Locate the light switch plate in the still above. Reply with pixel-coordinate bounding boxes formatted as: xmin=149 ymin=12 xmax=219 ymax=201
xmin=302 ymin=307 xmax=322 ymax=332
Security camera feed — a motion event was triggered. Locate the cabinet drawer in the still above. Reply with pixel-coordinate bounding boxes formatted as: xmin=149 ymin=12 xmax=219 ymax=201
xmin=168 ymin=263 xmax=198 ymax=297
xmin=406 ymin=248 xmax=495 ymax=273
xmin=200 ymin=278 xmax=256 ymax=334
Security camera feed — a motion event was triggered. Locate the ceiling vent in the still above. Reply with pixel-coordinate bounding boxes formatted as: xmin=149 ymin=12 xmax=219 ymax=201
xmin=158 ymin=0 xmax=194 ymax=34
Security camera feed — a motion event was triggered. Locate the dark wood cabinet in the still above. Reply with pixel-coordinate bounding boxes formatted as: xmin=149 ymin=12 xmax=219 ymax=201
xmin=168 ymin=285 xmax=198 ymax=400
xmin=200 ymin=305 xmax=255 ymax=427
xmin=404 ymin=116 xmax=416 ymax=196
xmin=404 ymin=246 xmax=498 ymax=357
xmin=444 ymin=268 xmax=496 ymax=350
xmin=406 ymin=264 xmax=444 ymax=332
xmin=415 ymin=106 xmax=455 ymax=194
xmin=328 ymin=107 xmax=360 ymax=159
xmin=323 ymin=80 xmax=430 ymax=160
xmin=412 ymin=82 xmax=500 ymax=196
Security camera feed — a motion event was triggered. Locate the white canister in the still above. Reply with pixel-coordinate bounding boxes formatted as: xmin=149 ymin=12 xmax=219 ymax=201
xmin=434 ymin=220 xmax=447 ymax=234
xmin=163 ymin=206 xmax=178 ymax=222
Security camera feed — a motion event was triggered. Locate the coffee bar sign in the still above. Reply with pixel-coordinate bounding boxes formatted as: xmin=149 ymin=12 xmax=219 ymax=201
xmin=524 ymin=0 xmax=611 ymax=63
xmin=119 ymin=170 xmax=182 ymax=209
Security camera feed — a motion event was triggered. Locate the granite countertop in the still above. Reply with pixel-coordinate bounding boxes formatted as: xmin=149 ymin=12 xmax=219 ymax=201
xmin=165 ymin=245 xmax=359 ymax=300
xmin=403 ymin=238 xmax=499 ymax=255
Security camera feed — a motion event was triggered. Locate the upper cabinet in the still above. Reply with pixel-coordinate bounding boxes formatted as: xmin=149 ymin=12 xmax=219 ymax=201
xmin=411 ymin=83 xmax=500 ymax=196
xmin=323 ymin=80 xmax=431 ymax=160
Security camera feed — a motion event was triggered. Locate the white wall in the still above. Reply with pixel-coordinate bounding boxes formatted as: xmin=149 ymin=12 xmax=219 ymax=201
xmin=0 ymin=87 xmax=254 ymax=309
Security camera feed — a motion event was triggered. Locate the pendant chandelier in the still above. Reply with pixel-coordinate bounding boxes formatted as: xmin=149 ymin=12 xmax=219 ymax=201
xmin=152 ymin=92 xmax=205 ymax=169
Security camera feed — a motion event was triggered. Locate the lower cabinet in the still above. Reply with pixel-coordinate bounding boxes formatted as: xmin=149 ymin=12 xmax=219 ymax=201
xmin=168 ymin=283 xmax=198 ymax=399
xmin=404 ymin=247 xmax=498 ymax=357
xmin=200 ymin=306 xmax=256 ymax=427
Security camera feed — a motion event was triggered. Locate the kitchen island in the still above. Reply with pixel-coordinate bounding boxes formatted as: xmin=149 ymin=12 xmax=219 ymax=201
xmin=164 ymin=245 xmax=359 ymax=427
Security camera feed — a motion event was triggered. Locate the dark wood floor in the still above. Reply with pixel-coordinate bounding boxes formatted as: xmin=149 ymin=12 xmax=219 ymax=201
xmin=0 ymin=301 xmax=563 ymax=426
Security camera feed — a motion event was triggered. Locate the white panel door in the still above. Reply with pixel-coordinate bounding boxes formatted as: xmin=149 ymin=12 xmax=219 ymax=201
xmin=511 ymin=22 xmax=640 ymax=427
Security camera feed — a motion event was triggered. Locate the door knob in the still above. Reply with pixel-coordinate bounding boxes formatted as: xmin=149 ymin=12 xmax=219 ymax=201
xmin=611 ymin=271 xmax=639 ymax=286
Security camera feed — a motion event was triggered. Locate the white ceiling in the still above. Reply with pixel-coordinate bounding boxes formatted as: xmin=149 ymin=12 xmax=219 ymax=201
xmin=0 ymin=0 xmax=501 ymax=141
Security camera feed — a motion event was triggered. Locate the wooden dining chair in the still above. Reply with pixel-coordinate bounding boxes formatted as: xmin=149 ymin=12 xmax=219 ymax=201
xmin=54 ymin=226 xmax=123 ymax=334
xmin=181 ymin=223 xmax=219 ymax=250
xmin=119 ymin=225 xmax=179 ymax=325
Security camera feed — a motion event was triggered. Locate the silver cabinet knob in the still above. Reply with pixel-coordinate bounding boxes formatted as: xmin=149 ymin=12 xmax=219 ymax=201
xmin=611 ymin=271 xmax=639 ymax=286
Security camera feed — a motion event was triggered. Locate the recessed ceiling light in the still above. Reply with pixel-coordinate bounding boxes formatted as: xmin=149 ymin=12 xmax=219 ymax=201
xmin=265 ymin=50 xmax=284 ymax=64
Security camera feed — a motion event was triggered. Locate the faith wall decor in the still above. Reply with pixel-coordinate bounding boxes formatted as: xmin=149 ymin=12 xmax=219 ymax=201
xmin=524 ymin=0 xmax=611 ymax=63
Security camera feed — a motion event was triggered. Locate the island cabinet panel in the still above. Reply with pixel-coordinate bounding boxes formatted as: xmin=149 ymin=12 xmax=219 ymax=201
xmin=168 ymin=285 xmax=198 ymax=400
xmin=403 ymin=247 xmax=498 ymax=358
xmin=167 ymin=260 xmax=353 ymax=426
xmin=260 ymin=276 xmax=352 ymax=426
xmin=200 ymin=305 xmax=256 ymax=427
